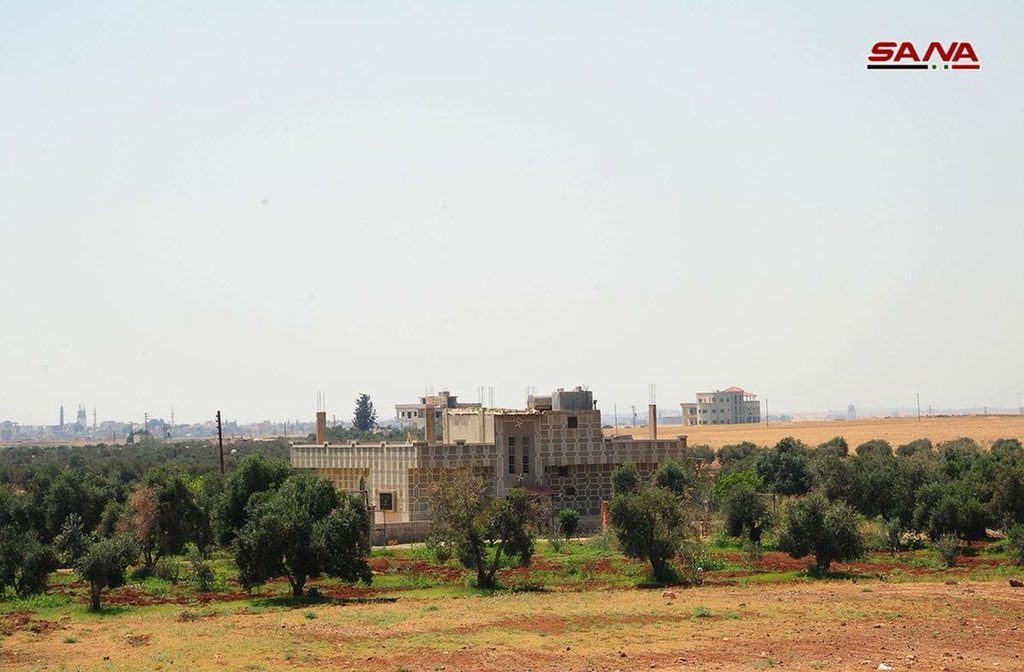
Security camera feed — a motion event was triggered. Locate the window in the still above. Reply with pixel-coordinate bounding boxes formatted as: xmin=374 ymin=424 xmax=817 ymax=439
xmin=378 ymin=492 xmax=394 ymax=512
xmin=508 ymin=437 xmax=516 ymax=474
xmin=522 ymin=451 xmax=529 ymax=474
xmin=557 ymin=465 xmax=569 ymax=477
xmin=567 ymin=416 xmax=578 ymax=429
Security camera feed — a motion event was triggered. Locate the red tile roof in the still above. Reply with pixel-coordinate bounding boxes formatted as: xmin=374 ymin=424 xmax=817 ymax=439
xmin=722 ymin=386 xmax=746 ymax=393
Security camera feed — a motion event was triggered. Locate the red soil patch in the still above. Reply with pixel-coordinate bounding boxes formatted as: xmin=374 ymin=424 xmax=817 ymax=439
xmin=372 ymin=556 xmax=464 ymax=581
xmin=0 ymin=611 xmax=63 ymax=636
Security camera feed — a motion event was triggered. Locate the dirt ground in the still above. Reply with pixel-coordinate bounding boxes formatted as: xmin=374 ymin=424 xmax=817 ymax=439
xmin=607 ymin=415 xmax=1024 ymax=450
xmin=2 ymin=580 xmax=1022 ymax=671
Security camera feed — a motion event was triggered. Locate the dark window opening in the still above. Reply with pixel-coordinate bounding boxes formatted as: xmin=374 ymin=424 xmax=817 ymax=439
xmin=564 ymin=486 xmax=576 ymax=497
xmin=567 ymin=416 xmax=578 ymax=429
xmin=522 ymin=452 xmax=529 ymax=474
xmin=557 ymin=465 xmax=569 ymax=477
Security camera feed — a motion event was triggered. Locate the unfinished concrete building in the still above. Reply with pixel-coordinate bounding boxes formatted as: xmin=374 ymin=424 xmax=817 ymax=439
xmin=291 ymin=386 xmax=688 ymax=541
xmin=394 ymin=390 xmax=480 ymax=431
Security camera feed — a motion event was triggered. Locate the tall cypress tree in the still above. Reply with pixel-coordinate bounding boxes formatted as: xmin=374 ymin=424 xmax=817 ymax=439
xmin=353 ymin=393 xmax=377 ymax=432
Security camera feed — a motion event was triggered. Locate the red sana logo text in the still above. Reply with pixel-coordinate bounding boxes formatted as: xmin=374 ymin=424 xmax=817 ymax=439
xmin=867 ymin=41 xmax=980 ymax=70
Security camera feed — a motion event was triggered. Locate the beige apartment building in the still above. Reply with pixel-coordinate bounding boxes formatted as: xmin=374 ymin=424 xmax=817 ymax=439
xmin=681 ymin=386 xmax=760 ymax=425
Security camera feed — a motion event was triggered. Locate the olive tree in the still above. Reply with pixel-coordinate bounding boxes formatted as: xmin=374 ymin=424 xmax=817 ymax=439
xmin=0 ymin=526 xmax=56 ymax=597
xmin=607 ymin=463 xmax=698 ymax=584
xmin=429 ymin=469 xmax=540 ymax=588
xmin=755 ymin=437 xmax=811 ymax=496
xmin=76 ymin=536 xmax=137 ymax=611
xmin=721 ymin=482 xmax=772 ymax=545
xmin=214 ymin=453 xmax=292 ymax=545
xmin=778 ymin=493 xmax=863 ymax=573
xmin=234 ymin=474 xmax=372 ymax=597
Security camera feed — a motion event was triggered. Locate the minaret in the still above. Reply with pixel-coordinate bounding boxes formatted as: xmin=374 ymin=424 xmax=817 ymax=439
xmin=59 ymin=405 xmax=64 ymax=428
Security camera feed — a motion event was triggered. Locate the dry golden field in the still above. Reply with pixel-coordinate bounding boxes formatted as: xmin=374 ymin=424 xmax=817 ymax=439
xmin=605 ymin=414 xmax=1024 ymax=450
xmin=2 ymin=580 xmax=1021 ymax=671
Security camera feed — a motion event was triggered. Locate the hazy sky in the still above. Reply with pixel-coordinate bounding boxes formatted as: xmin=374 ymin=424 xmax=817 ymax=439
xmin=2 ymin=2 xmax=1022 ymax=426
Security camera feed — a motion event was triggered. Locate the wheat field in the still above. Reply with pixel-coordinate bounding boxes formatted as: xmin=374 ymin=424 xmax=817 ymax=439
xmin=604 ymin=414 xmax=1024 ymax=450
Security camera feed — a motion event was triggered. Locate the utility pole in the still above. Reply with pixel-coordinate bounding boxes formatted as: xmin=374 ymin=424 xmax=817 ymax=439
xmin=613 ymin=404 xmax=618 ymax=435
xmin=216 ymin=411 xmax=224 ymax=475
xmin=916 ymin=393 xmax=921 ymax=422
xmin=765 ymin=398 xmax=769 ymax=428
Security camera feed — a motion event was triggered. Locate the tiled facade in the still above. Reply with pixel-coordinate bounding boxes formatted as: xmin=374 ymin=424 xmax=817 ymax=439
xmin=291 ymin=388 xmax=688 ymax=538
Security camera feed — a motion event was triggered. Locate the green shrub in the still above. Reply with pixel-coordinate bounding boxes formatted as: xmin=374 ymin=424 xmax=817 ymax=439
xmin=563 ymin=556 xmax=597 ymax=581
xmin=1005 ymin=525 xmax=1024 ymax=566
xmin=53 ymin=513 xmax=89 ymax=566
xmin=186 ymin=544 xmax=216 ymax=592
xmin=153 ymin=556 xmax=181 ymax=584
xmin=557 ymin=508 xmax=581 ymax=541
xmin=933 ymin=533 xmax=961 ymax=568
xmin=741 ymin=539 xmax=763 ymax=563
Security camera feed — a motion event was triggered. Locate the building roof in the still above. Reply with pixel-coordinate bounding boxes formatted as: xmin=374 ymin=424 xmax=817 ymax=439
xmin=722 ymin=386 xmax=746 ymax=393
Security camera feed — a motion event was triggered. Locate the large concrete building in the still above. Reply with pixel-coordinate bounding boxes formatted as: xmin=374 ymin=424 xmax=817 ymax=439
xmin=292 ymin=386 xmax=688 ymax=541
xmin=680 ymin=386 xmax=760 ymax=426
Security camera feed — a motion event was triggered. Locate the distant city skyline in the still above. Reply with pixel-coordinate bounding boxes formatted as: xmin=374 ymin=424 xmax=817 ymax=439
xmin=3 ymin=393 xmax=1021 ymax=430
